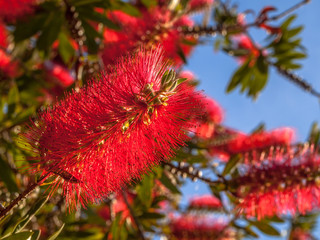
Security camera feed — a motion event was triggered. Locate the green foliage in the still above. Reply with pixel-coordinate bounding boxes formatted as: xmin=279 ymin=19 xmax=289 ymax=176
xmin=0 ymin=0 xmax=317 ymax=239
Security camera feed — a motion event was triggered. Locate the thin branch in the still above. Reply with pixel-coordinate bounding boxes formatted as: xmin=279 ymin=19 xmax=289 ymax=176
xmin=165 ymin=162 xmax=222 ymax=186
xmin=268 ymin=0 xmax=311 ymax=22
xmin=0 ymin=174 xmax=49 ymax=219
xmin=273 ymin=63 xmax=320 ymax=98
xmin=120 ymin=190 xmax=146 ymax=240
xmin=62 ymin=0 xmax=86 ymax=90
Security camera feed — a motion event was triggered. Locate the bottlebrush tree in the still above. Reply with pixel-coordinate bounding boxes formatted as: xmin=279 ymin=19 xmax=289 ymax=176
xmin=0 ymin=0 xmax=319 ymax=239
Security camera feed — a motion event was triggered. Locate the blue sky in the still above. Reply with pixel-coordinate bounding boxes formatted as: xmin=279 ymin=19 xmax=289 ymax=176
xmin=179 ymin=0 xmax=320 ymax=239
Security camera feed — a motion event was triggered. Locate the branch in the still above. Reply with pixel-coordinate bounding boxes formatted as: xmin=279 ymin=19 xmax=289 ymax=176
xmin=0 ymin=174 xmax=49 ymax=219
xmin=62 ymin=0 xmax=86 ymax=90
xmin=120 ymin=190 xmax=146 ymax=240
xmin=268 ymin=0 xmax=311 ymax=22
xmin=273 ymin=64 xmax=320 ymax=98
xmin=165 ymin=162 xmax=222 ymax=186
xmin=182 ymin=0 xmax=311 ymax=36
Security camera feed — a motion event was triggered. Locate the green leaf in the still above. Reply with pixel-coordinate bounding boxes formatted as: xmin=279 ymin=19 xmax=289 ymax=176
xmin=70 ymin=0 xmax=104 ymax=7
xmin=30 ymin=230 xmax=41 ymax=240
xmin=140 ymin=212 xmax=165 ymax=220
xmin=140 ymin=0 xmax=157 ymax=8
xmin=243 ymin=226 xmax=259 ymax=238
xmin=112 ymin=2 xmax=141 ymax=17
xmin=137 ymin=174 xmax=154 ymax=208
xmin=58 ymin=32 xmax=76 ymax=65
xmin=222 ymin=154 xmax=240 ymax=176
xmin=7 ymin=85 xmax=20 ymax=117
xmin=13 ymin=197 xmax=48 ymax=233
xmin=77 ymin=9 xmax=120 ymax=30
xmin=249 ymin=221 xmax=280 ymax=236
xmin=14 ymin=14 xmax=47 ymax=42
xmin=81 ymin=19 xmax=102 ymax=53
xmin=47 ymin=224 xmax=65 ymax=240
xmin=281 ymin=15 xmax=297 ymax=30
xmin=226 ymin=60 xmax=250 ymax=93
xmin=159 ymin=172 xmax=181 ymax=194
xmin=287 ymin=26 xmax=303 ymax=38
xmin=1 ymin=231 xmax=33 ymax=240
xmin=0 ymin=156 xmax=18 ymax=193
xmin=37 ymin=11 xmax=63 ymax=53
xmin=308 ymin=122 xmax=320 ymax=145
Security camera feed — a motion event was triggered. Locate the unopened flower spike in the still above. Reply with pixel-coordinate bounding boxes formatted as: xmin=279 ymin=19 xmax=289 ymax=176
xmin=22 ymin=45 xmax=201 ymax=209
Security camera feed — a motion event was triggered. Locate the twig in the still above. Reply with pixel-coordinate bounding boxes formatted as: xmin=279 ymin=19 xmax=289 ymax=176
xmin=120 ymin=190 xmax=146 ymax=240
xmin=268 ymin=0 xmax=311 ymax=22
xmin=165 ymin=162 xmax=222 ymax=186
xmin=274 ymin=64 xmax=320 ymax=98
xmin=62 ymin=0 xmax=87 ymax=90
xmin=0 ymin=174 xmax=49 ymax=219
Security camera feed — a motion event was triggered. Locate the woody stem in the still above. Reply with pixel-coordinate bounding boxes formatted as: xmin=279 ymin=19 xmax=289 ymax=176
xmin=0 ymin=174 xmax=49 ymax=219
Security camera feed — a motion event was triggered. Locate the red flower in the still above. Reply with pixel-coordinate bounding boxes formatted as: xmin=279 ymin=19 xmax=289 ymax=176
xmin=0 ymin=49 xmax=18 ymax=78
xmin=290 ymin=228 xmax=314 ymax=240
xmin=102 ymin=7 xmax=195 ymax=67
xmin=23 ymin=46 xmax=200 ymax=208
xmin=44 ymin=61 xmax=75 ymax=88
xmin=234 ymin=150 xmax=320 ymax=219
xmin=194 ymin=93 xmax=224 ymax=139
xmin=188 ymin=195 xmax=222 ymax=210
xmin=170 ymin=214 xmax=229 ymax=239
xmin=0 ymin=21 xmax=7 ymax=48
xmin=188 ymin=0 xmax=214 ymax=11
xmin=210 ymin=127 xmax=295 ymax=162
xmin=0 ymin=0 xmax=35 ymax=21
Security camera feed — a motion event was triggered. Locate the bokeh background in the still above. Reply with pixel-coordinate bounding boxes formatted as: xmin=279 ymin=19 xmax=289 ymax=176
xmin=180 ymin=1 xmax=320 ymax=239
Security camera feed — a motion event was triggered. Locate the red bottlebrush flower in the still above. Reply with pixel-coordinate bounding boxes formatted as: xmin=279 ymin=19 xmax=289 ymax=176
xmin=97 ymin=206 xmax=111 ymax=221
xmin=0 ymin=0 xmax=35 ymax=21
xmin=194 ymin=93 xmax=224 ymax=139
xmin=44 ymin=61 xmax=75 ymax=88
xmin=234 ymin=150 xmax=320 ymax=219
xmin=0 ymin=49 xmax=18 ymax=79
xmin=102 ymin=7 xmax=195 ymax=67
xmin=0 ymin=22 xmax=7 ymax=48
xmin=290 ymin=228 xmax=314 ymax=240
xmin=170 ymin=214 xmax=229 ymax=239
xmin=23 ymin=46 xmax=200 ymax=208
xmin=188 ymin=0 xmax=214 ymax=11
xmin=188 ymin=195 xmax=222 ymax=210
xmin=210 ymin=127 xmax=295 ymax=162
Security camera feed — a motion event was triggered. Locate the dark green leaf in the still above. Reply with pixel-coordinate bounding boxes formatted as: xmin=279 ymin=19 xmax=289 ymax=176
xmin=222 ymin=154 xmax=240 ymax=176
xmin=308 ymin=122 xmax=320 ymax=145
xmin=0 ymin=156 xmax=18 ymax=193
xmin=226 ymin=60 xmax=250 ymax=93
xmin=81 ymin=19 xmax=102 ymax=53
xmin=250 ymin=221 xmax=280 ymax=236
xmin=159 ymin=172 xmax=181 ymax=194
xmin=112 ymin=2 xmax=141 ymax=17
xmin=47 ymin=224 xmax=65 ymax=240
xmin=281 ymin=15 xmax=297 ymax=30
xmin=140 ymin=212 xmax=165 ymax=220
xmin=30 ymin=230 xmax=41 ymax=240
xmin=77 ymin=9 xmax=120 ymax=30
xmin=13 ymin=197 xmax=48 ymax=233
xmin=1 ymin=231 xmax=33 ymax=240
xmin=137 ymin=174 xmax=154 ymax=208
xmin=14 ymin=14 xmax=47 ymax=42
xmin=58 ymin=32 xmax=76 ymax=65
xmin=37 ymin=12 xmax=63 ymax=53
xmin=7 ymin=85 xmax=20 ymax=117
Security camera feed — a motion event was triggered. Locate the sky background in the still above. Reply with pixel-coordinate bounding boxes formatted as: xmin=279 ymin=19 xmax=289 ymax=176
xmin=179 ymin=0 xmax=320 ymax=239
